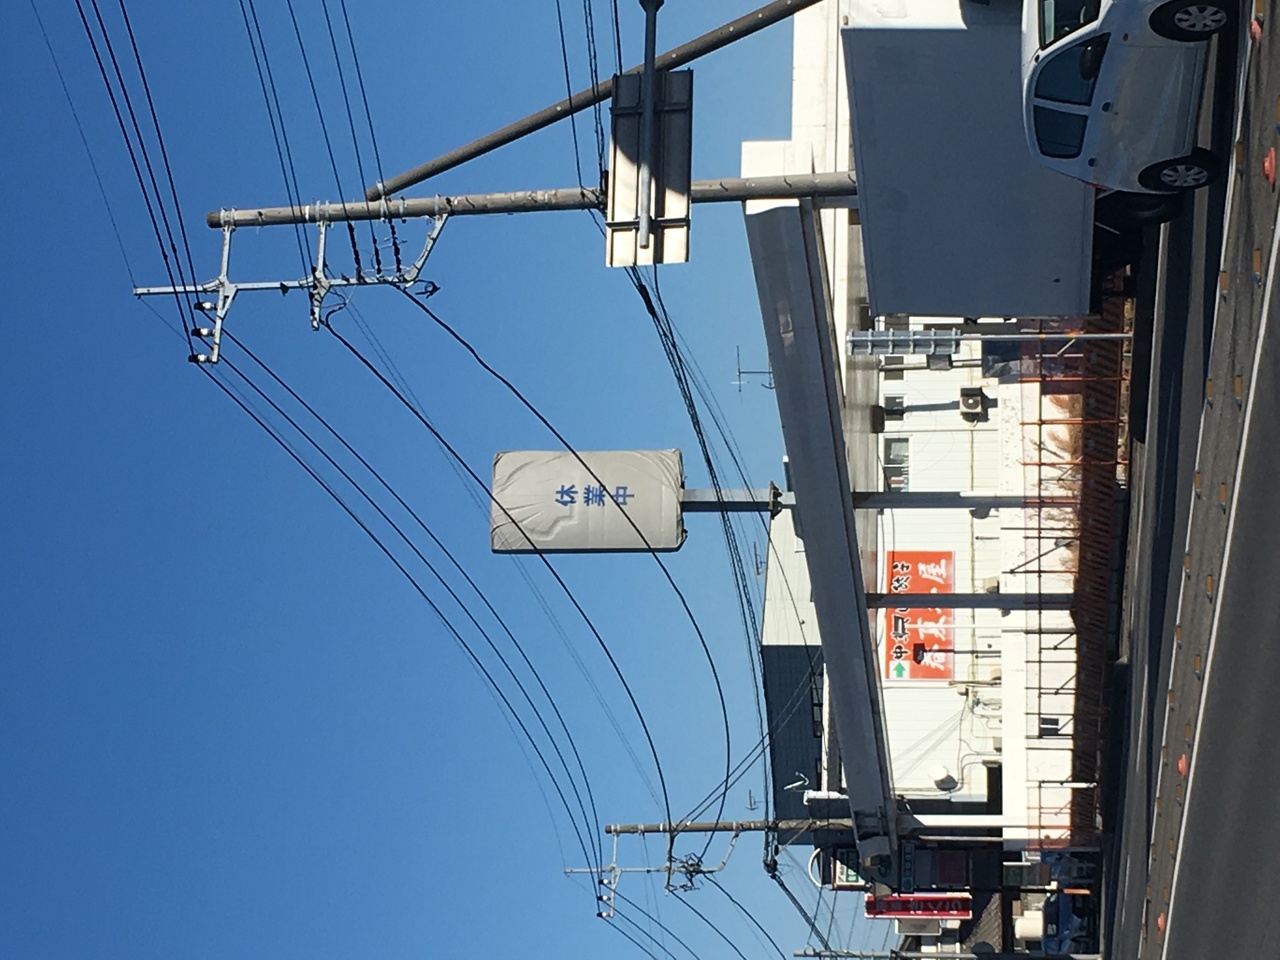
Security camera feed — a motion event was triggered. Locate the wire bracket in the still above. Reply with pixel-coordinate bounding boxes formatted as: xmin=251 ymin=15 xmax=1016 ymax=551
xmin=133 ymin=214 xmax=450 ymax=362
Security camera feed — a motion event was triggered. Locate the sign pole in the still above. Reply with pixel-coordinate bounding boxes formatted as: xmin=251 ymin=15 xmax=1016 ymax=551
xmin=636 ymin=0 xmax=664 ymax=249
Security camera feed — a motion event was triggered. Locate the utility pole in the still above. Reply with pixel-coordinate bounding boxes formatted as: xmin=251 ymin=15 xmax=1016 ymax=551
xmin=205 ymin=172 xmax=859 ymax=228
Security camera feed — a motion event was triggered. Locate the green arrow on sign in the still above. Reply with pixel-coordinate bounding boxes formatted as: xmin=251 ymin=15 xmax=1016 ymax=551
xmin=892 ymin=663 xmax=906 ymax=679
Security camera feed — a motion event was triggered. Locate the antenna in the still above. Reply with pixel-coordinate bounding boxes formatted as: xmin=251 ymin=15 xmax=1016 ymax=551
xmin=733 ymin=345 xmax=775 ymax=391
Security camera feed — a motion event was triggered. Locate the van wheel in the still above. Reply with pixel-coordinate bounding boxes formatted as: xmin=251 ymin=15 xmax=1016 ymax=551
xmin=1137 ymin=149 xmax=1221 ymax=192
xmin=1098 ymin=191 xmax=1185 ymax=225
xmin=1150 ymin=0 xmax=1231 ymax=41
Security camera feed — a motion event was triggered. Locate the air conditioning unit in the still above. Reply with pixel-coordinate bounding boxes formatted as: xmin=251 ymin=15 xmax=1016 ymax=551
xmin=960 ymin=386 xmax=987 ymax=422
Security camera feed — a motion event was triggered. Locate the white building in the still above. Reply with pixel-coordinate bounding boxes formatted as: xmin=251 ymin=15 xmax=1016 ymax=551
xmin=746 ymin=0 xmax=1099 ymax=889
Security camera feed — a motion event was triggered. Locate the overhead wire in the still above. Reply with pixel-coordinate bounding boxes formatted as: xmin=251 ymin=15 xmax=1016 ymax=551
xmin=769 ymin=861 xmax=835 ymax=954
xmin=671 ymin=891 xmax=751 ymax=960
xmin=222 ymin=328 xmax=605 ymax=873
xmin=706 ymin=874 xmax=788 ymax=960
xmin=317 ymin=0 xmax=383 ymax=274
xmin=615 ymin=890 xmax=702 ymax=960
xmin=553 ymin=0 xmax=591 ymax=193
xmin=609 ymin=0 xmax=623 ymax=72
xmin=340 ymin=298 xmax=663 ymax=807
xmin=323 ymin=316 xmax=677 ymax=859
xmin=111 ymin=0 xmax=203 ymax=309
xmin=334 ymin=0 xmax=403 ymax=273
xmin=382 ymin=288 xmax=734 ymax=868
xmin=607 ymin=919 xmax=662 ymax=960
xmin=574 ymin=15 xmax=774 ymax=828
xmin=282 ymin=0 xmax=365 ymax=278
xmin=545 ymin=11 xmax=750 ymax=840
xmin=580 ymin=0 xmax=608 ymax=177
xmin=623 ymin=268 xmax=761 ymax=849
xmin=240 ymin=0 xmax=313 ymax=270
xmin=72 ymin=0 xmax=193 ymax=345
xmin=69 ymin=0 xmax=618 ymax=897
xmin=613 ymin=911 xmax=683 ymax=960
xmin=200 ymin=352 xmax=605 ymax=885
xmin=30 ymin=0 xmax=137 ymax=287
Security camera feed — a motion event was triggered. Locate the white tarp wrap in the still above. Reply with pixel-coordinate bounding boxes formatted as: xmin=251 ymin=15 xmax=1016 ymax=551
xmin=490 ymin=449 xmax=686 ymax=553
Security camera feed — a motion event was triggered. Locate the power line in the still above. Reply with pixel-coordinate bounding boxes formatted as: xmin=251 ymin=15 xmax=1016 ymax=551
xmin=384 ymin=288 xmax=736 ymax=866
xmin=623 ymin=269 xmax=756 ymax=850
xmin=553 ymin=0 xmax=591 ymax=192
xmin=615 ymin=890 xmax=703 ymax=960
xmin=237 ymin=0 xmax=312 ymax=272
xmin=609 ymin=0 xmax=623 ymax=72
xmin=323 ymin=316 xmax=676 ymax=853
xmin=672 ymin=890 xmax=752 ymax=960
xmin=317 ymin=0 xmax=383 ymax=273
xmin=708 ymin=874 xmax=788 ymax=960
xmin=282 ymin=0 xmax=365 ymax=277
xmin=607 ymin=919 xmax=662 ymax=960
xmin=614 ymin=910 xmax=685 ymax=960
xmin=769 ymin=862 xmax=835 ymax=954
xmin=111 ymin=0 xmax=202 ymax=314
xmin=334 ymin=0 xmax=402 ymax=273
xmin=339 ymin=306 xmax=662 ymax=806
xmin=222 ymin=329 xmax=606 ymax=870
xmin=72 ymin=0 xmax=193 ymax=345
xmin=200 ymin=356 xmax=606 ymax=885
xmin=29 ymin=0 xmax=137 ymax=286
xmin=214 ymin=348 xmax=604 ymax=877
xmin=579 ymin=0 xmax=608 ymax=176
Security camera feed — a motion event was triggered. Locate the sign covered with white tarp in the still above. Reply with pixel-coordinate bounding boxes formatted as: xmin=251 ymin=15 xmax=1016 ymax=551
xmin=490 ymin=449 xmax=686 ymax=553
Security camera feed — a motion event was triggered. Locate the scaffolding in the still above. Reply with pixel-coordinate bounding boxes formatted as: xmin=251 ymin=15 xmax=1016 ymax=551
xmin=1012 ymin=276 xmax=1131 ymax=851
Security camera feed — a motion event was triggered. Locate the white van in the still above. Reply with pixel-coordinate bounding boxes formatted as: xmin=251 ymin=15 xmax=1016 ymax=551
xmin=1021 ymin=0 xmax=1231 ymax=194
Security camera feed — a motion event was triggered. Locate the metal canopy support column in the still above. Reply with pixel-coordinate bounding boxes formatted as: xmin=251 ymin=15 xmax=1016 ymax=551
xmin=743 ymin=196 xmax=898 ymax=877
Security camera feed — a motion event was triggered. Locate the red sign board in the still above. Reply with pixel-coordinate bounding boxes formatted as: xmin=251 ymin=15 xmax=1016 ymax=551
xmin=883 ymin=550 xmax=955 ymax=681
xmin=865 ymin=893 xmax=973 ymax=920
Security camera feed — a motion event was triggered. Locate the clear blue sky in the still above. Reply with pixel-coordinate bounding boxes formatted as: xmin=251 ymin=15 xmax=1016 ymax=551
xmin=1 ymin=2 xmax=893 ymax=957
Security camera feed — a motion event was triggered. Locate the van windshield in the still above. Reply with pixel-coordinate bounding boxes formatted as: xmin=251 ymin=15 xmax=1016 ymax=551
xmin=1040 ymin=0 xmax=1102 ymax=48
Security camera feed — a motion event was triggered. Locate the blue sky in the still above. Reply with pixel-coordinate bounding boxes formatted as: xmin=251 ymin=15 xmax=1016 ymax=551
xmin=1 ymin=2 xmax=893 ymax=957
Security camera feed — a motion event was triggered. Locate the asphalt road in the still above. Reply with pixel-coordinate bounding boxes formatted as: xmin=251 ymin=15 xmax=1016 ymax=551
xmin=1107 ymin=15 xmax=1240 ymax=959
xmin=1117 ymin=7 xmax=1280 ymax=958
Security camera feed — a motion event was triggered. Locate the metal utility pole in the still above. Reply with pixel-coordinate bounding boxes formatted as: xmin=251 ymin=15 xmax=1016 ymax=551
xmin=363 ymin=0 xmax=826 ymax=199
xmin=636 ymin=0 xmax=663 ymax=249
xmin=206 ymin=172 xmax=858 ymax=228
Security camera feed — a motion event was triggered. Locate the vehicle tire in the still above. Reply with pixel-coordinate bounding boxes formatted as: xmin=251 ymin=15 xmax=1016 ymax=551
xmin=1149 ymin=0 xmax=1231 ymax=41
xmin=1137 ymin=148 xmax=1222 ymax=192
xmin=1098 ymin=190 xmax=1186 ymax=225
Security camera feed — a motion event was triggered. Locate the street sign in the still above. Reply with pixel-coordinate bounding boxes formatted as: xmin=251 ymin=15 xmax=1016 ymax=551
xmin=883 ymin=550 xmax=956 ymax=681
xmin=606 ymin=70 xmax=693 ymax=266
xmin=864 ymin=892 xmax=972 ymax=920
xmin=490 ymin=449 xmax=686 ymax=552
